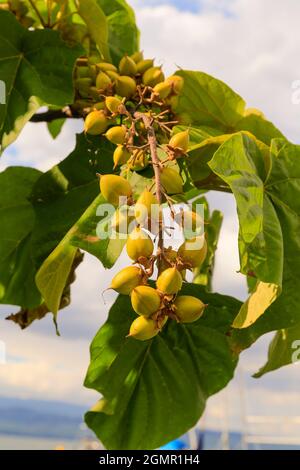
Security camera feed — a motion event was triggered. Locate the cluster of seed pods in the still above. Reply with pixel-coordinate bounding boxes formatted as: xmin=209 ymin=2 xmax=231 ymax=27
xmin=79 ymin=50 xmax=208 ymax=340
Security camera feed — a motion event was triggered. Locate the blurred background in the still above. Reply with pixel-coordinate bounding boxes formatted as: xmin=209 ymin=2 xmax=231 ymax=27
xmin=1 ymin=0 xmax=300 ymax=450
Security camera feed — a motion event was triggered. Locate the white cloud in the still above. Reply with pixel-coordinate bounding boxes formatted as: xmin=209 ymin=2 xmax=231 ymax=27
xmin=131 ymin=0 xmax=300 ymax=142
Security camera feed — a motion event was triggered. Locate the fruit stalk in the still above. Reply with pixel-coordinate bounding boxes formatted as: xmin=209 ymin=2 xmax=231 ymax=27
xmin=134 ymin=112 xmax=164 ymax=269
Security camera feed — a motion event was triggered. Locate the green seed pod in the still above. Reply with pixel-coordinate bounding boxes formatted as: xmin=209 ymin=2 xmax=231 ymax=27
xmin=113 ymin=145 xmax=131 ymax=168
xmin=88 ymin=86 xmax=101 ymax=100
xmin=136 ymin=59 xmax=154 ymax=74
xmin=75 ymin=77 xmax=93 ymax=97
xmin=119 ymin=55 xmax=137 ymax=75
xmin=134 ymin=189 xmax=158 ymax=225
xmin=156 ymin=267 xmax=182 ymax=295
xmin=88 ymin=55 xmax=102 ymax=65
xmin=96 ymin=62 xmax=118 ymax=73
xmin=93 ymin=101 xmax=105 ymax=110
xmin=165 ymin=95 xmax=179 ymax=109
xmin=88 ymin=65 xmax=97 ymax=81
xmin=115 ymin=76 xmax=137 ymax=98
xmin=169 ymin=130 xmax=190 ymax=152
xmin=153 ymin=81 xmax=172 ymax=99
xmin=106 ymin=70 xmax=120 ymax=81
xmin=131 ymin=51 xmax=144 ymax=63
xmin=127 ymin=149 xmax=149 ymax=171
xmin=100 ymin=174 xmax=132 ymax=206
xmin=105 ymin=125 xmax=127 ymax=145
xmin=166 ymin=75 xmax=184 ymax=94
xmin=76 ymin=66 xmax=90 ymax=79
xmin=126 ymin=227 xmax=154 ymax=260
xmin=105 ymin=96 xmax=123 ymax=114
xmin=128 ymin=316 xmax=160 ymax=341
xmin=96 ymin=71 xmax=112 ymax=90
xmin=178 ymin=237 xmax=207 ymax=268
xmin=84 ymin=110 xmax=108 ymax=135
xmin=160 ymin=167 xmax=183 ymax=194
xmin=131 ymin=286 xmax=161 ymax=316
xmin=142 ymin=66 xmax=165 ymax=87
xmin=174 ymin=295 xmax=206 ymax=323
xmin=110 ymin=266 xmax=143 ymax=295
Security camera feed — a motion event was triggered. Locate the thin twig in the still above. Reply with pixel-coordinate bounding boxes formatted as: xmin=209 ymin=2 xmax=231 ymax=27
xmin=134 ymin=112 xmax=165 ymax=269
xmin=30 ymin=107 xmax=81 ymax=123
xmin=29 ymin=0 xmax=47 ymax=27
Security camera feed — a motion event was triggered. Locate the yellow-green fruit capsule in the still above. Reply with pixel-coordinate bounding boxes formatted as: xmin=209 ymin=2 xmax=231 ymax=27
xmin=76 ymin=66 xmax=90 ymax=78
xmin=131 ymin=286 xmax=161 ymax=316
xmin=175 ymin=210 xmax=203 ymax=238
xmin=119 ymin=55 xmax=137 ymax=75
xmin=126 ymin=227 xmax=154 ymax=260
xmin=93 ymin=101 xmax=105 ymax=110
xmin=110 ymin=266 xmax=143 ymax=295
xmin=127 ymin=149 xmax=149 ymax=171
xmin=178 ymin=237 xmax=207 ymax=268
xmin=128 ymin=316 xmax=160 ymax=341
xmin=88 ymin=86 xmax=101 ymax=100
xmin=153 ymin=81 xmax=172 ymax=99
xmin=100 ymin=174 xmax=132 ymax=206
xmin=84 ymin=110 xmax=108 ymax=135
xmin=105 ymin=125 xmax=127 ymax=145
xmin=131 ymin=51 xmax=144 ymax=63
xmin=165 ymin=95 xmax=179 ymax=109
xmin=96 ymin=62 xmax=118 ymax=73
xmin=115 ymin=76 xmax=137 ymax=98
xmin=75 ymin=77 xmax=92 ymax=96
xmin=106 ymin=70 xmax=120 ymax=81
xmin=134 ymin=190 xmax=157 ymax=225
xmin=160 ymin=167 xmax=183 ymax=194
xmin=174 ymin=296 xmax=206 ymax=323
xmin=166 ymin=75 xmax=184 ymax=94
xmin=169 ymin=130 xmax=190 ymax=152
xmin=142 ymin=66 xmax=165 ymax=87
xmin=136 ymin=59 xmax=154 ymax=74
xmin=88 ymin=65 xmax=97 ymax=81
xmin=105 ymin=96 xmax=122 ymax=114
xmin=113 ymin=145 xmax=131 ymax=168
xmin=96 ymin=71 xmax=111 ymax=90
xmin=156 ymin=267 xmax=182 ymax=295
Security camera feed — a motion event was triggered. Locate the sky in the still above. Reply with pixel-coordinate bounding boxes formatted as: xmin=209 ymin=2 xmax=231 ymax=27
xmin=1 ymin=0 xmax=300 ymax=443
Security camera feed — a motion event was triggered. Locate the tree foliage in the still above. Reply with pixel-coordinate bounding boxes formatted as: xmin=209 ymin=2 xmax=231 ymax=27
xmin=0 ymin=0 xmax=299 ymax=450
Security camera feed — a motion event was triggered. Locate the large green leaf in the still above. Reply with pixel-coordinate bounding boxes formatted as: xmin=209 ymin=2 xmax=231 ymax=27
xmin=235 ymin=113 xmax=285 ymax=146
xmin=96 ymin=0 xmax=139 ymax=64
xmin=175 ymin=70 xmax=246 ymax=132
xmin=231 ymin=139 xmax=300 ymax=348
xmin=0 ymin=133 xmax=115 ymax=314
xmin=209 ymin=133 xmax=284 ymax=329
xmin=192 ymin=197 xmax=223 ymax=290
xmin=0 ymin=10 xmax=82 ymax=151
xmin=84 ymin=283 xmax=240 ymax=450
xmin=254 ymin=325 xmax=300 ymax=378
xmin=0 ymin=167 xmax=42 ymax=307
xmin=77 ymin=0 xmax=110 ymax=61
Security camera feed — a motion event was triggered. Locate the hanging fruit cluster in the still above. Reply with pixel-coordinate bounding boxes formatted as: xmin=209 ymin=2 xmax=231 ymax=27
xmin=82 ymin=50 xmax=209 ymax=340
